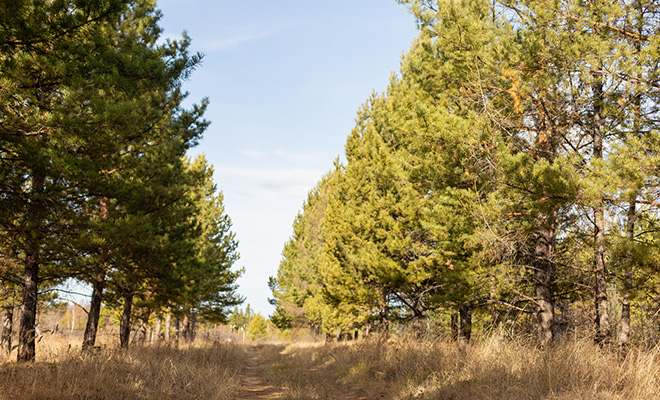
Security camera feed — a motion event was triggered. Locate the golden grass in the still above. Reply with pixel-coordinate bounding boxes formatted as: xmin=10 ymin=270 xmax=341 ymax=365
xmin=258 ymin=335 xmax=660 ymax=400
xmin=0 ymin=336 xmax=244 ymax=400
xmin=4 ymin=334 xmax=660 ymax=399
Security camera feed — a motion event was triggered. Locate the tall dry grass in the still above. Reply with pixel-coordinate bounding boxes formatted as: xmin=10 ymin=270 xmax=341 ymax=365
xmin=0 ymin=336 xmax=244 ymax=400
xmin=259 ymin=335 xmax=660 ymax=400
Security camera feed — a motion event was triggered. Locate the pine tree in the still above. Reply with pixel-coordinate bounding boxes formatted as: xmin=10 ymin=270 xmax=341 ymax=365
xmin=0 ymin=0 xmax=139 ymax=362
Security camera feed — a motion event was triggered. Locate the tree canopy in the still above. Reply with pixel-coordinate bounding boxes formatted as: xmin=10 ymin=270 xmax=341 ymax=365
xmin=0 ymin=0 xmax=242 ymax=361
xmin=271 ymin=0 xmax=660 ymax=346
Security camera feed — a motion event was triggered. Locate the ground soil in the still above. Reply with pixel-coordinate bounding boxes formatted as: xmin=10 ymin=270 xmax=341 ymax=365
xmin=236 ymin=344 xmax=372 ymax=400
xmin=237 ymin=345 xmax=285 ymax=399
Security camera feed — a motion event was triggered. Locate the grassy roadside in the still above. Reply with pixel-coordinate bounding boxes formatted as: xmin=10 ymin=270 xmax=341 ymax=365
xmin=0 ymin=337 xmax=244 ymax=400
xmin=259 ymin=335 xmax=660 ymax=400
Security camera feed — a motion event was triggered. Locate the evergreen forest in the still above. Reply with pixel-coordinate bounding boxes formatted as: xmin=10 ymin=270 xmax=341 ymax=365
xmin=270 ymin=0 xmax=660 ymax=348
xmin=0 ymin=0 xmax=243 ymax=362
xmin=4 ymin=0 xmax=660 ymax=372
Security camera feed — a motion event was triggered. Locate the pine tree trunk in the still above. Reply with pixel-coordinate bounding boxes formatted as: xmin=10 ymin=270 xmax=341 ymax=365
xmin=119 ymin=291 xmax=133 ymax=349
xmin=490 ymin=288 xmax=498 ymax=332
xmin=174 ymin=315 xmax=180 ymax=343
xmin=154 ymin=314 xmax=162 ymax=343
xmin=531 ymin=97 xmax=558 ymax=346
xmin=139 ymin=319 xmax=148 ymax=345
xmin=619 ymin=197 xmax=636 ymax=347
xmin=82 ymin=273 xmax=106 ymax=349
xmin=1 ymin=307 xmax=13 ymax=354
xmin=190 ymin=313 xmax=197 ymax=342
xmin=164 ymin=313 xmax=171 ymax=342
xmin=83 ymin=197 xmax=110 ymax=350
xmin=451 ymin=312 xmax=459 ymax=340
xmin=17 ymin=172 xmax=43 ymax=362
xmin=413 ymin=311 xmax=423 ymax=337
xmin=535 ymin=212 xmax=557 ymax=345
xmin=619 ymin=22 xmax=642 ymax=345
xmin=592 ymin=78 xmax=611 ymax=343
xmin=379 ymin=290 xmax=389 ymax=333
xmin=182 ymin=313 xmax=190 ymax=341
xmin=17 ymin=246 xmax=39 ymax=362
xmin=138 ymin=310 xmax=150 ymax=345
xmin=458 ymin=304 xmax=471 ymax=348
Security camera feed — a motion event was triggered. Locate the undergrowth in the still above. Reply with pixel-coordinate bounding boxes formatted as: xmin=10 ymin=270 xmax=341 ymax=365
xmin=260 ymin=335 xmax=660 ymax=400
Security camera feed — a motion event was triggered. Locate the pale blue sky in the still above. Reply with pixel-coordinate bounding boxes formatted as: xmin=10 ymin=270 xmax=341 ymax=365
xmin=156 ymin=1 xmax=420 ymax=316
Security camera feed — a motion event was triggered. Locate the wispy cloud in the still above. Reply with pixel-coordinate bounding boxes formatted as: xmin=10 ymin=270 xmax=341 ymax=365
xmin=215 ymin=165 xmax=323 ymax=196
xmin=202 ymin=21 xmax=313 ymax=52
xmin=204 ymin=30 xmax=276 ymax=51
xmin=238 ymin=147 xmax=332 ymax=165
xmin=239 ymin=149 xmax=266 ymax=159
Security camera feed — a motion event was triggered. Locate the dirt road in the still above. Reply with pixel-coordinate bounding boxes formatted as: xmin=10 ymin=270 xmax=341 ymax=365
xmin=237 ymin=345 xmax=285 ymax=399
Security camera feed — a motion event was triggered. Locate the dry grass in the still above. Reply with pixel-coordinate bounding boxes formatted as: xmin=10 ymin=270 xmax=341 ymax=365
xmin=259 ymin=335 xmax=660 ymax=400
xmin=0 ymin=336 xmax=244 ymax=400
xmin=4 ymin=334 xmax=660 ymax=399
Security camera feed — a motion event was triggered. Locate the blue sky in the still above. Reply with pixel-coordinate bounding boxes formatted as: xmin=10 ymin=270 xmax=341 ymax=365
xmin=156 ymin=0 xmax=420 ymax=316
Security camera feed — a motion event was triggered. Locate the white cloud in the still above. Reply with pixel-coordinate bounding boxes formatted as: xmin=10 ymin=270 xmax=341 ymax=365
xmin=237 ymin=147 xmax=331 ymax=165
xmin=204 ymin=30 xmax=276 ymax=51
xmin=215 ymin=165 xmax=323 ymax=195
xmin=239 ymin=149 xmax=266 ymax=159
xmin=202 ymin=21 xmax=313 ymax=52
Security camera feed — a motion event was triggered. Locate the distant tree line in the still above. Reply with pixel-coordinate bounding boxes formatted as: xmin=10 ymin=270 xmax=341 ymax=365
xmin=0 ymin=0 xmax=242 ymax=362
xmin=270 ymin=0 xmax=660 ymax=347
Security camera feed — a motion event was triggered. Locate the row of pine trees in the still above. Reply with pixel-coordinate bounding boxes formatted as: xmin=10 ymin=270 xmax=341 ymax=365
xmin=0 ymin=0 xmax=242 ymax=362
xmin=270 ymin=0 xmax=660 ymax=346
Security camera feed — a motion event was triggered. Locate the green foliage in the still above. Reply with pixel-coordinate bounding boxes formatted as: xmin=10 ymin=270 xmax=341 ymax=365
xmin=247 ymin=314 xmax=268 ymax=341
xmin=0 ymin=0 xmax=242 ymax=356
xmin=227 ymin=305 xmax=253 ymax=330
xmin=271 ymin=0 xmax=660 ymax=344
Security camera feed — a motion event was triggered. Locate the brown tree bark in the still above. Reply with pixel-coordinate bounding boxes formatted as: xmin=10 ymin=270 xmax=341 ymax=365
xmin=592 ymin=78 xmax=611 ymax=343
xmin=189 ymin=313 xmax=197 ymax=342
xmin=451 ymin=312 xmax=459 ymax=340
xmin=17 ymin=251 xmax=39 ymax=362
xmin=17 ymin=172 xmax=44 ymax=362
xmin=619 ymin=2 xmax=645 ymax=349
xmin=164 ymin=312 xmax=171 ymax=342
xmin=490 ymin=288 xmax=499 ymax=332
xmin=82 ymin=273 xmax=106 ymax=349
xmin=458 ymin=304 xmax=471 ymax=348
xmin=119 ymin=291 xmax=133 ymax=348
xmin=1 ymin=307 xmax=13 ymax=354
xmin=154 ymin=314 xmax=162 ymax=343
xmin=83 ymin=197 xmax=110 ymax=350
xmin=535 ymin=213 xmax=557 ymax=345
xmin=137 ymin=310 xmax=151 ymax=345
xmin=139 ymin=317 xmax=149 ymax=345
xmin=379 ymin=290 xmax=389 ymax=333
xmin=174 ymin=315 xmax=180 ymax=343
xmin=532 ymin=101 xmax=558 ymax=346
xmin=182 ymin=313 xmax=190 ymax=341
xmin=619 ymin=197 xmax=636 ymax=347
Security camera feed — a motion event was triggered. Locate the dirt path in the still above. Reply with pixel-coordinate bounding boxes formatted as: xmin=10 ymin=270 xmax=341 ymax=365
xmin=237 ymin=345 xmax=285 ymax=399
xmin=236 ymin=344 xmax=371 ymax=400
